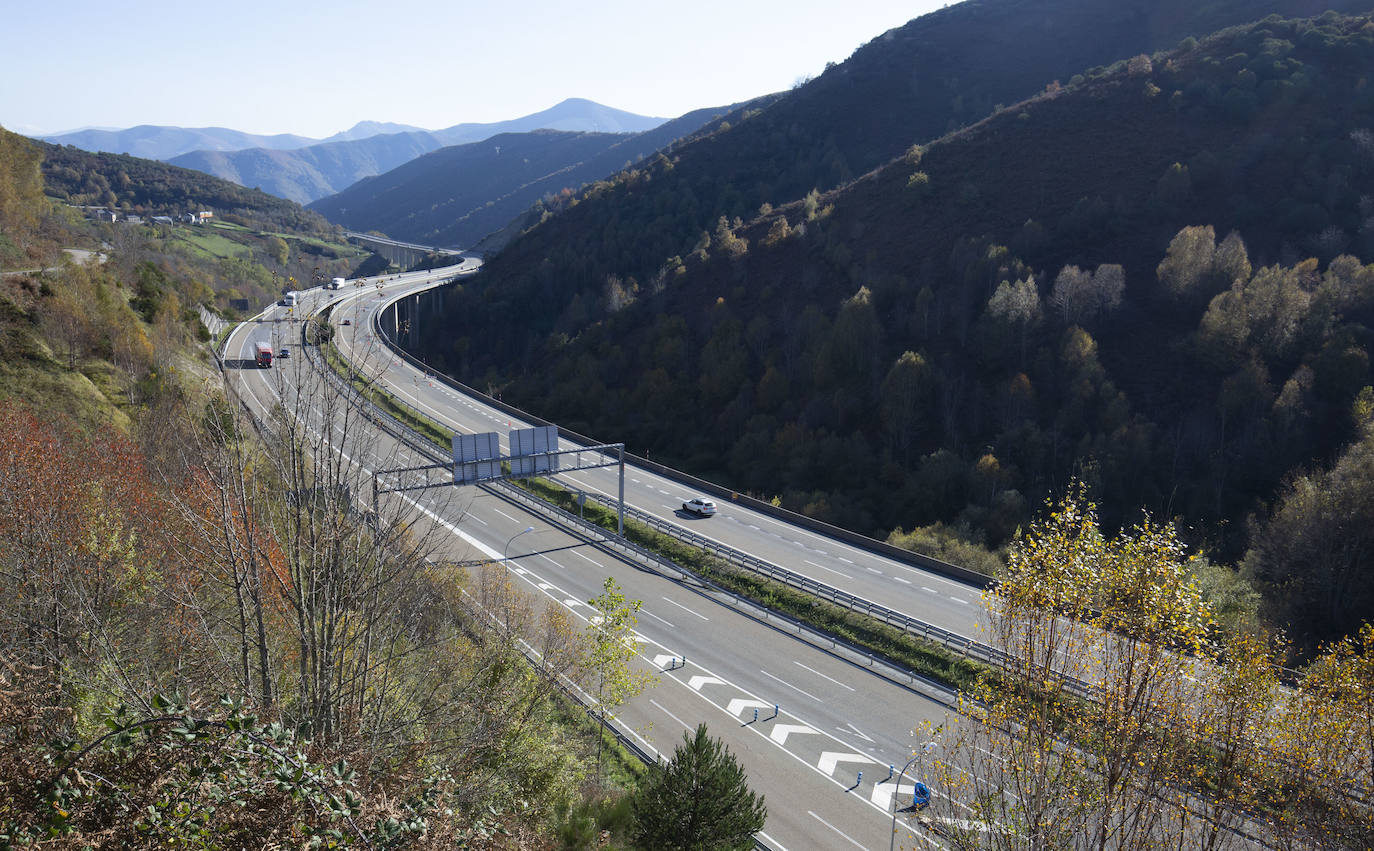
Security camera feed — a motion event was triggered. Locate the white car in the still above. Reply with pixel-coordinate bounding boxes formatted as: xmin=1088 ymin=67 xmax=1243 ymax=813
xmin=682 ymin=498 xmax=717 ymax=517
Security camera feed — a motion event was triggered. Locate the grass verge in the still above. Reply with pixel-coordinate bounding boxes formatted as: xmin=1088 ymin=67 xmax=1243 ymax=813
xmin=513 ymin=476 xmax=987 ymax=693
xmin=321 ymin=340 xmax=454 ymax=448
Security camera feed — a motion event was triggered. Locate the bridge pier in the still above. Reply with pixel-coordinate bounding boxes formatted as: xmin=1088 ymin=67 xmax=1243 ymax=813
xmin=345 ymin=232 xmax=459 ymax=271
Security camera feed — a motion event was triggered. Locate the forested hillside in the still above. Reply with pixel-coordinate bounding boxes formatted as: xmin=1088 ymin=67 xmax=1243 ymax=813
xmin=424 ymin=0 xmax=1374 ymax=362
xmin=41 ymin=143 xmax=339 ymax=236
xmin=413 ymin=11 xmax=1374 ymax=652
xmin=0 ymin=129 xmax=55 ymax=269
xmin=33 ymin=140 xmax=377 ymax=314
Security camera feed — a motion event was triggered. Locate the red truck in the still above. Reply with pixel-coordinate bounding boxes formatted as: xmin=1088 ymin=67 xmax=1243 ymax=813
xmin=255 ymin=341 xmax=273 ymax=368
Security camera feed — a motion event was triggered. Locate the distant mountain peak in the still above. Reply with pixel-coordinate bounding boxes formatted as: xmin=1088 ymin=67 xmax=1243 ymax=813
xmin=326 ymin=121 xmax=429 ymax=142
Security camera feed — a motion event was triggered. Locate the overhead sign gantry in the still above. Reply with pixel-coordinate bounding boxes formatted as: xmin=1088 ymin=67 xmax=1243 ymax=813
xmin=373 ymin=425 xmax=627 ymax=536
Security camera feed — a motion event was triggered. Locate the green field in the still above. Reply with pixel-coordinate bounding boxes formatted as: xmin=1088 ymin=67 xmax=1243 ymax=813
xmin=169 ymin=227 xmax=253 ymax=260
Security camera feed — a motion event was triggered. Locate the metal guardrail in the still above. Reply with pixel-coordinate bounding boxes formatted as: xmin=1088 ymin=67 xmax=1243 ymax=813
xmin=267 ymin=302 xmax=1370 ymax=844
xmin=314 ymin=296 xmax=1108 ymax=705
xmin=311 ymin=322 xmax=792 ymax=844
xmin=332 ymin=290 xmax=1105 ymax=698
xmin=303 ymin=328 xmax=966 ymax=699
xmin=489 ymin=481 xmax=964 ymax=706
xmin=370 ymin=286 xmax=994 ymax=589
xmin=585 ymin=492 xmax=1003 ymax=660
xmin=575 ymin=492 xmax=1111 ymax=702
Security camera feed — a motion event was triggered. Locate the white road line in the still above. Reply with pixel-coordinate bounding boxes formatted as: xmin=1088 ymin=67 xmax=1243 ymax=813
xmin=893 ymin=576 xmax=911 ymax=585
xmin=395 ymin=447 xmax=939 ymax=846
xmin=493 ymin=508 xmax=518 ymax=523
xmin=756 ymin=831 xmax=788 ymax=851
xmin=649 ymin=699 xmax=695 ymax=733
xmin=660 ymin=597 xmax=709 ymax=621
xmin=807 ymin=811 xmax=866 ymax=850
xmin=838 ymin=557 xmax=854 ymax=564
xmin=273 ymin=292 xmax=955 ymax=848
xmin=572 ymin=550 xmax=602 ymax=567
xmin=760 ymin=669 xmax=823 ymax=702
xmin=922 ymin=586 xmax=939 ymax=594
xmin=804 ymin=559 xmax=853 ymax=579
xmin=793 ymin=661 xmax=855 ymax=692
xmin=949 ymin=597 xmax=970 ymax=605
xmin=640 ymin=609 xmax=675 ymax=628
xmin=866 ymin=567 xmax=883 ymax=575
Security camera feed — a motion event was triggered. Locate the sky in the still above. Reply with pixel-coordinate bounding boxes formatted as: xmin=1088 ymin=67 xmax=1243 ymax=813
xmin=5 ymin=0 xmax=949 ymax=139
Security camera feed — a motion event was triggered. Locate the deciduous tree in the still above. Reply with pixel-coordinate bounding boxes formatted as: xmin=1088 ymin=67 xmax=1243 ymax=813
xmin=585 ymin=577 xmax=653 ymax=778
xmin=925 ymin=484 xmax=1276 ymax=850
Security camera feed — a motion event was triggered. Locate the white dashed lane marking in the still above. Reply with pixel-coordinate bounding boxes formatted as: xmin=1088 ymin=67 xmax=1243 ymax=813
xmin=660 ymin=597 xmax=709 ymax=621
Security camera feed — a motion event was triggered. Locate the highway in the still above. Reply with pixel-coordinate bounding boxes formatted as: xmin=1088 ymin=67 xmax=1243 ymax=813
xmin=338 ymin=279 xmax=992 ymax=647
xmin=224 ymin=270 xmax=970 ymax=851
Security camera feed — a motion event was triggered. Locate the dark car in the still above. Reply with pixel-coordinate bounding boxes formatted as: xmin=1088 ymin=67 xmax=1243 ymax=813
xmin=342 ymin=319 xmax=352 ymax=326
xmin=278 ymin=347 xmax=290 ymax=358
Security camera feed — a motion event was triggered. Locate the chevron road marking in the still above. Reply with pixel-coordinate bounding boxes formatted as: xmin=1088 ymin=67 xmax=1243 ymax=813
xmin=727 ymin=698 xmax=772 ymax=717
xmin=688 ymin=675 xmax=727 ymax=691
xmin=770 ymin=724 xmax=820 ymax=746
xmin=871 ymin=782 xmax=917 ymax=811
xmin=276 ymin=280 xmax=955 ymax=851
xmin=817 ymin=751 xmax=876 ymax=777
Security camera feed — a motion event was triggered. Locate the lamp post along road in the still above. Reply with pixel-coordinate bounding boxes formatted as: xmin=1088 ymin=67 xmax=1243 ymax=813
xmin=504 ymin=526 xmax=536 ymax=563
xmin=890 ymin=740 xmax=938 ymax=851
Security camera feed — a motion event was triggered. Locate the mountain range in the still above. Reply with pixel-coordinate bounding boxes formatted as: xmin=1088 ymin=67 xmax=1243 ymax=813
xmin=42 ymin=99 xmax=668 ymax=203
xmin=308 ymin=100 xmax=762 ymax=251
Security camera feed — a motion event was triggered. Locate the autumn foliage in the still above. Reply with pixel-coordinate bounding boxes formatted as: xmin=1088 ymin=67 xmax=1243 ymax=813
xmin=921 ymin=485 xmax=1374 ymax=849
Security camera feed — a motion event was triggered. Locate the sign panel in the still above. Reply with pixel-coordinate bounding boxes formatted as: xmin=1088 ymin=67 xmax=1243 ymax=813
xmin=509 ymin=425 xmax=559 ymax=476
xmin=453 ymin=431 xmax=501 ymax=484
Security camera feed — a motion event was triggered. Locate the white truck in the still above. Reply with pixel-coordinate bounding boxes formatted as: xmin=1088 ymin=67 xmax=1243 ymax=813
xmin=330 ymin=277 xmax=345 ymax=290
xmin=280 ymin=292 xmax=298 ymax=307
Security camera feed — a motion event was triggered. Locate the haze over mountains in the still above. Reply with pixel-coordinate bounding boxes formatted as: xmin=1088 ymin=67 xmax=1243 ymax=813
xmin=308 ymin=101 xmax=763 ymax=251
xmin=42 ymin=99 xmax=669 ymax=203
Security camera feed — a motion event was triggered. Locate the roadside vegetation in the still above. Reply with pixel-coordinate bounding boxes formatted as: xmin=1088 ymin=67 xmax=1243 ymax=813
xmin=5 ymin=4 xmax=1374 ymax=847
xmin=927 ymin=487 xmax=1374 ymax=849
xmin=2 ymin=128 xmax=741 ymax=848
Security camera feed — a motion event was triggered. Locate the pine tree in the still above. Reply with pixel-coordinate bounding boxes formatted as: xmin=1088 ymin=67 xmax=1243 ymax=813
xmin=632 ymin=724 xmax=767 ymax=851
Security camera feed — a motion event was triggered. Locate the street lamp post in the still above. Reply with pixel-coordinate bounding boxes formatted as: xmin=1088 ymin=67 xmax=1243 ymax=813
xmin=504 ymin=526 xmax=535 ymax=563
xmin=890 ymin=741 xmax=938 ymax=851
